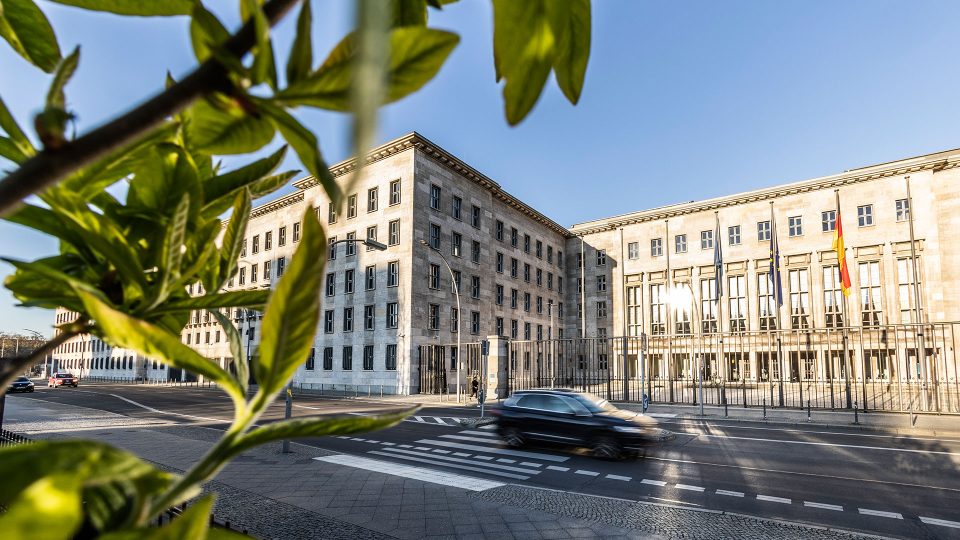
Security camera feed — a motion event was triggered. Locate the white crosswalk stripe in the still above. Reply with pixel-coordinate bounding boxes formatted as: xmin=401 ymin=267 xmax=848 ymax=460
xmin=379 ymin=447 xmax=541 ymax=476
xmin=368 ymin=451 xmax=531 ymax=480
xmin=416 ymin=438 xmax=569 ymax=462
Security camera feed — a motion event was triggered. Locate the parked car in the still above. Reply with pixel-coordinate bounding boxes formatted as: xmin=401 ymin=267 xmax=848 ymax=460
xmin=48 ymin=372 xmax=78 ymax=388
xmin=492 ymin=388 xmax=666 ymax=459
xmin=7 ymin=376 xmax=35 ymax=393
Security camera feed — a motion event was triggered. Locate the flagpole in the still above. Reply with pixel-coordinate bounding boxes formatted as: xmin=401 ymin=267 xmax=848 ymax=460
xmin=665 ymin=219 xmax=674 ymax=403
xmin=835 ymin=189 xmax=853 ymax=409
xmin=715 ymin=211 xmax=725 ymax=399
xmin=771 ymin=202 xmax=785 ymax=407
xmin=905 ymin=176 xmax=929 ymax=409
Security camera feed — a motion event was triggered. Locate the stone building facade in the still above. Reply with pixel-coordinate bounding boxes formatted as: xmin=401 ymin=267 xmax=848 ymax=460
xmin=48 ymin=134 xmax=960 ymax=396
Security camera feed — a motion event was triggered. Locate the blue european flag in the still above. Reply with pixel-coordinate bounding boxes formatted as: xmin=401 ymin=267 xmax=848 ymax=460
xmin=768 ymin=219 xmax=784 ymax=307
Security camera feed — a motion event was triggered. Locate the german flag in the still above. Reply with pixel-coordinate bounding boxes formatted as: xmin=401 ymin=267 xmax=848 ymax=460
xmin=832 ymin=208 xmax=852 ymax=296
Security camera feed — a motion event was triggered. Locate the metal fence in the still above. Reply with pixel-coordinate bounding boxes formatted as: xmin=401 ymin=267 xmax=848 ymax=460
xmin=507 ymin=322 xmax=960 ymax=414
xmin=417 ymin=343 xmax=483 ymax=395
xmin=0 ymin=428 xmax=33 ymax=448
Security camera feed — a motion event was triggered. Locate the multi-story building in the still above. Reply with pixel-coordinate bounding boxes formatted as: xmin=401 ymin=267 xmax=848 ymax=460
xmin=49 ymin=134 xmax=960 ymax=408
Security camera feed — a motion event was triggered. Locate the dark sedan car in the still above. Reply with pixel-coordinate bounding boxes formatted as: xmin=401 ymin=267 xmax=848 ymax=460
xmin=7 ymin=376 xmax=35 ymax=393
xmin=492 ymin=389 xmax=665 ymax=459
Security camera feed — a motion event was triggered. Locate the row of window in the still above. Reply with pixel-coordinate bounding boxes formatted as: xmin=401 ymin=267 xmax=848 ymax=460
xmin=233 ymin=256 xmax=287 ymax=287
xmin=242 ymin=222 xmax=302 ymax=257
xmin=328 ymin=179 xmax=402 ymax=223
xmin=619 ymin=200 xmax=912 ymax=260
xmin=324 ymin=304 xmax=400 ymax=332
xmin=325 ymin=262 xmax=400 ymax=295
xmin=625 ymin=258 xmax=919 ymax=335
xmin=55 ymin=337 xmax=108 ymax=354
xmin=304 ymin=344 xmax=398 ymax=371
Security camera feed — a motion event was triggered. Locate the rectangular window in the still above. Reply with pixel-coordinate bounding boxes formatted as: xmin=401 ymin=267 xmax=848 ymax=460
xmin=385 ymin=344 xmax=397 ymax=370
xmin=788 ymin=268 xmax=810 ymax=329
xmin=346 ymin=232 xmax=356 ymax=256
xmin=328 ymin=236 xmax=337 ymax=259
xmin=536 ymin=240 xmax=543 ymax=258
xmin=496 ymin=317 xmax=504 ymax=336
xmin=536 ymin=268 xmax=543 ymax=287
xmin=252 ymin=235 xmax=260 ymax=254
xmin=596 ymin=275 xmax=607 ymax=292
xmin=328 ymin=203 xmax=337 ymax=224
xmin=452 ymin=196 xmax=462 ymax=220
xmin=628 ymin=242 xmax=639 ymax=259
xmin=305 ymin=348 xmax=315 ymax=370
xmin=547 ymin=272 xmax=553 ymax=290
xmin=674 ymin=283 xmax=691 ymax=335
xmin=757 ymin=273 xmax=777 ymax=330
xmin=450 ymin=307 xmax=458 ymax=332
xmin=675 ymin=234 xmax=687 ymax=254
xmin=293 ymin=222 xmax=301 ymax=242
xmin=471 ymin=311 xmax=480 ymax=334
xmin=495 ymin=220 xmax=504 ymax=241
xmin=430 ymin=184 xmax=441 ymax=210
xmin=859 ymin=261 xmax=882 ymax=326
xmin=895 ymin=199 xmax=910 ymax=222
xmin=758 ymin=221 xmax=771 ymax=241
xmin=276 ymin=257 xmax=285 ymax=277
xmin=387 ymin=261 xmax=399 ymax=287
xmin=452 ymin=232 xmax=462 ymax=257
xmin=727 ymin=225 xmax=741 ymax=246
xmin=389 ymin=179 xmax=401 ymax=205
xmin=238 ymin=267 xmax=246 ymax=285
xmin=510 ymin=288 xmax=518 ymax=309
xmin=524 ymin=292 xmax=531 ymax=312
xmin=510 ymin=258 xmax=518 ymax=278
xmin=547 ymin=246 xmax=554 ymax=264
xmin=822 ymin=266 xmax=843 ymax=328
xmin=323 ymin=347 xmax=333 ymax=370
xmin=342 ymin=346 xmax=352 ymax=370
xmin=510 ymin=319 xmax=518 ymax=339
xmin=241 ymin=238 xmax=247 ymax=257
xmin=364 ymin=304 xmax=375 ymax=330
xmin=897 ymin=258 xmax=920 ymax=323
xmin=251 ymin=263 xmax=258 ymax=282
xmin=857 ymin=204 xmax=874 ymax=227
xmin=428 ymin=304 xmax=440 ymax=330
xmin=363 ymin=345 xmax=374 ymax=370
xmin=278 ymin=226 xmax=286 ymax=247
xmin=597 ymin=301 xmax=607 ymax=318
xmin=596 ymin=249 xmax=606 ymax=266
xmin=263 ymin=260 xmax=271 ymax=280
xmin=367 ymin=187 xmax=378 ymax=213
xmin=366 ymin=226 xmax=378 ymax=250
xmin=728 ymin=275 xmax=747 ymax=332
xmin=471 ymin=276 xmax=480 ymax=298
xmin=495 ymin=284 xmax=504 ymax=305
xmin=471 ymin=240 xmax=481 ymax=263
xmin=700 ymin=230 xmax=713 ymax=250
xmin=558 ymin=276 xmax=563 ymax=293
xmin=471 ymin=205 xmax=481 ymax=228
xmin=386 ymin=302 xmax=398 ymax=328
xmin=524 ymin=322 xmax=531 ymax=340
xmin=343 ymin=307 xmax=354 ymax=332
xmin=452 ymin=270 xmax=461 ymax=293
xmin=523 ymin=263 xmax=531 ymax=283
xmin=324 ymin=310 xmax=334 ymax=333
xmin=788 ymin=216 xmax=803 ymax=237
xmin=347 ymin=194 xmax=357 ymax=219
xmin=510 ymin=227 xmax=518 ymax=247
xmin=429 ymin=223 xmax=441 ymax=249
xmin=626 ymin=286 xmax=641 ymax=336
xmin=523 ymin=234 xmax=531 ymax=254
xmin=264 ymin=231 xmax=272 ymax=251
xmin=365 ymin=265 xmax=376 ymax=290
xmin=428 ymin=264 xmax=440 ymax=289
xmin=651 ymin=238 xmax=662 ymax=257
xmin=700 ymin=278 xmax=718 ymax=333
xmin=388 ymin=219 xmax=400 ymax=246
xmin=496 ymin=252 xmax=504 ymax=273
xmin=536 ymin=296 xmax=543 ymax=314
xmin=344 ymin=269 xmax=355 ymax=293
xmin=822 ymin=210 xmax=836 ymax=232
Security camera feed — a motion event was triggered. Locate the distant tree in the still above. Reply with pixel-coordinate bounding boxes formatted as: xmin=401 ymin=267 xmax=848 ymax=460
xmin=0 ymin=0 xmax=591 ymax=537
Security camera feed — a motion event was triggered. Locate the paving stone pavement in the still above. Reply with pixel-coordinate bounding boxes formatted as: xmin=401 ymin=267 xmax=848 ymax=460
xmin=8 ymin=399 xmax=884 ymax=540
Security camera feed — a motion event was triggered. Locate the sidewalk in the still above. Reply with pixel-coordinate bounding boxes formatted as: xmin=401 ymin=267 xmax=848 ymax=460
xmin=5 ymin=398 xmax=884 ymax=540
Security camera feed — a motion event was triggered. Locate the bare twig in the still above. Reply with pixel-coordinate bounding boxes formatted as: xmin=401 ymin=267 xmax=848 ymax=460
xmin=0 ymin=0 xmax=302 ymax=218
xmin=0 ymin=322 xmax=92 ymax=389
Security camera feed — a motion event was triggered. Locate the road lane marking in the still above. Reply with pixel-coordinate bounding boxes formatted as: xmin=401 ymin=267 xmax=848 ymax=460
xmin=476 ymin=456 xmax=494 ymax=460
xmin=716 ymin=490 xmax=744 ymax=497
xmin=497 ymin=458 xmax=516 ymax=464
xmin=858 ymin=508 xmax=902 ymax=519
xmin=575 ymin=470 xmax=600 ymax=476
xmin=398 ymin=444 xmax=413 ymax=449
xmin=433 ymin=417 xmax=449 ymax=425
xmin=460 ymin=430 xmax=499 ymax=437
xmin=520 ymin=462 xmax=541 ymax=468
xmin=920 ymin=517 xmax=960 ymax=529
xmin=641 ymin=479 xmax=667 ymax=486
xmin=546 ymin=466 xmax=569 ymax=472
xmin=643 ymin=456 xmax=960 ymax=493
xmin=676 ymin=484 xmax=704 ymax=492
xmin=757 ymin=495 xmax=791 ymax=504
xmin=380 ymin=442 xmax=395 ymax=446
xmin=314 ymin=454 xmax=506 ymax=490
xmin=368 ymin=451 xmax=530 ymax=480
xmin=804 ymin=501 xmax=843 ymax=511
xmin=415 ymin=439 xmax=569 ymax=462
xmin=379 ymin=447 xmax=541 ymax=475
xmin=414 ymin=446 xmax=430 ymax=451
xmin=440 ymin=434 xmax=508 ymax=444
xmin=432 ymin=449 xmax=451 ymax=454
xmin=453 ymin=452 xmax=471 ymax=457
xmin=350 ymin=438 xmax=366 ymax=442
xmin=414 ymin=416 xmax=424 ymax=422
xmin=365 ymin=440 xmax=379 ymax=444
xmin=337 ymin=436 xmax=350 ymax=439
xmin=690 ymin=432 xmax=960 ymax=458
xmin=656 ymin=419 xmax=960 ymax=445
xmin=606 ymin=474 xmax=631 ymax=481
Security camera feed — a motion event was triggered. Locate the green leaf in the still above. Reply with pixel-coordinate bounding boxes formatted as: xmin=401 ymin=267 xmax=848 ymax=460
xmin=492 ymin=0 xmax=556 ymax=125
xmin=253 ymin=208 xmax=325 ymax=396
xmin=99 ymin=494 xmax=218 ymax=540
xmin=201 ymin=145 xmax=286 ymax=209
xmin=0 ymin=95 xmax=34 ymax=157
xmin=258 ymin=101 xmax=340 ymax=206
xmin=46 ymin=45 xmax=80 ymax=109
xmin=242 ymin=0 xmax=273 ymax=87
xmin=392 ymin=0 xmax=427 ymax=27
xmin=549 ymin=0 xmax=590 ymax=105
xmin=0 ymin=0 xmax=62 ymax=72
xmin=46 ymin=0 xmax=193 ymax=16
xmin=0 ymin=135 xmax=28 ymax=164
xmin=276 ymin=27 xmax=459 ymax=111
xmin=285 ymin=0 xmax=312 ymax=84
xmin=73 ymin=288 xmax=246 ymax=407
xmin=158 ymin=192 xmax=191 ymax=302
xmin=231 ymin=408 xmax=415 ymax=458
xmin=249 ymin=170 xmax=296 ymax=200
xmin=0 ymin=473 xmax=83 ymax=539
xmin=210 ymin=309 xmax=248 ymax=395
xmin=217 ymin=189 xmax=250 ymax=289
xmin=155 ymin=289 xmax=270 ymax=314
xmin=189 ymin=3 xmax=230 ymax=63
xmin=190 ymin=98 xmax=276 ymax=155
xmin=126 ymin=141 xmax=201 ymax=221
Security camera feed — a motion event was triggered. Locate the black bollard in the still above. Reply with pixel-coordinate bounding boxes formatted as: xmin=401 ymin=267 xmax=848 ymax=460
xmin=724 ymin=400 xmax=729 ymax=418
xmin=853 ymin=400 xmax=859 ymax=425
xmin=807 ymin=400 xmax=811 ymax=422
xmin=763 ymin=398 xmax=767 ymax=419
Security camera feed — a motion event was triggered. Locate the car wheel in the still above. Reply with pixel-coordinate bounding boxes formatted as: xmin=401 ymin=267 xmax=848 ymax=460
xmin=590 ymin=436 xmax=622 ymax=460
xmin=502 ymin=427 xmax=525 ymax=448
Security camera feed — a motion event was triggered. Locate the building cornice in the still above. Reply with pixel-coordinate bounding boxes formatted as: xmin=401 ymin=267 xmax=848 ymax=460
xmin=249 ymin=190 xmax=305 ymax=220
xmin=570 ymin=150 xmax=960 ymax=236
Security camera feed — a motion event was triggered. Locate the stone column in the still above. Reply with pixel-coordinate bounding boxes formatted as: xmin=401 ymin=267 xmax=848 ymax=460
xmin=484 ymin=335 xmax=509 ymax=401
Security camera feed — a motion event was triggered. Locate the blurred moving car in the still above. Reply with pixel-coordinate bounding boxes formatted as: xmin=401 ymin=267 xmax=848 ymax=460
xmin=7 ymin=376 xmax=35 ymax=393
xmin=492 ymin=388 xmax=665 ymax=459
xmin=48 ymin=372 xmax=78 ymax=388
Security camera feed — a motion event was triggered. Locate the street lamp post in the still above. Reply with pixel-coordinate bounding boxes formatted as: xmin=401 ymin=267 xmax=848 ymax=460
xmin=419 ymin=239 xmax=461 ymax=403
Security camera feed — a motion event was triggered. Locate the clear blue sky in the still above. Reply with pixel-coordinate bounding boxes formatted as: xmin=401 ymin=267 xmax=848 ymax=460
xmin=2 ymin=0 xmax=960 ymax=336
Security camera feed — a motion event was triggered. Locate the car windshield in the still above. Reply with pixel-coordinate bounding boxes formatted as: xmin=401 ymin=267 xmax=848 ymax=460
xmin=15 ymin=377 xmax=29 ymax=382
xmin=569 ymin=392 xmax=617 ymax=413
xmin=57 ymin=374 xmax=71 ymax=378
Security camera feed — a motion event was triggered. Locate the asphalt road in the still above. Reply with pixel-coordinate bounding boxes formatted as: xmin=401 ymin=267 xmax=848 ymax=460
xmin=9 ymin=382 xmax=960 ymax=540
